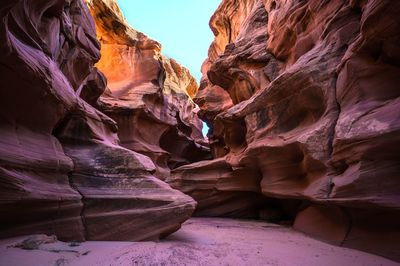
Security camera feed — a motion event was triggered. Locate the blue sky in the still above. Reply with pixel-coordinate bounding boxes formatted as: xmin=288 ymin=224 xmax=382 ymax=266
xmin=118 ymin=0 xmax=221 ymax=82
xmin=117 ymin=0 xmax=220 ymax=136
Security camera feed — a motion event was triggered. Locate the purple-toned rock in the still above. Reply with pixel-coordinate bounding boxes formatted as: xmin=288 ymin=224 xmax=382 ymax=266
xmin=169 ymin=0 xmax=400 ymax=261
xmin=0 ymin=0 xmax=195 ymax=241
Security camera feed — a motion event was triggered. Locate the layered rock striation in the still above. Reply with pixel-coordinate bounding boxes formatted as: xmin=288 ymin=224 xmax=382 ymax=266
xmin=0 ymin=0 xmax=195 ymax=241
xmin=1 ymin=0 xmax=399 ymax=261
xmin=87 ymin=0 xmax=210 ymax=180
xmin=168 ymin=0 xmax=400 ymax=260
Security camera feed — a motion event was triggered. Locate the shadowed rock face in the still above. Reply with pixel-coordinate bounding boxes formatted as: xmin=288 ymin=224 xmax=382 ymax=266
xmin=168 ymin=0 xmax=400 ymax=261
xmin=0 ymin=0 xmax=195 ymax=241
xmin=87 ymin=0 xmax=211 ymax=180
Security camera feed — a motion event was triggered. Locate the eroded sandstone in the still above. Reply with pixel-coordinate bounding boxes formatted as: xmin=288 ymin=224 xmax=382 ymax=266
xmin=87 ymin=0 xmax=210 ymax=180
xmin=168 ymin=0 xmax=400 ymax=261
xmin=0 ymin=0 xmax=195 ymax=241
xmin=1 ymin=0 xmax=399 ymax=262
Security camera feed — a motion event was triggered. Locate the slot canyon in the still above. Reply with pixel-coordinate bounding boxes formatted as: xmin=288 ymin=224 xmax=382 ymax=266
xmin=0 ymin=0 xmax=399 ymax=265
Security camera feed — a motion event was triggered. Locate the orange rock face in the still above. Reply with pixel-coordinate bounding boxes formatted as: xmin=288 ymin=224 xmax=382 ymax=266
xmin=168 ymin=0 xmax=400 ymax=261
xmin=0 ymin=0 xmax=195 ymax=241
xmin=87 ymin=0 xmax=210 ymax=180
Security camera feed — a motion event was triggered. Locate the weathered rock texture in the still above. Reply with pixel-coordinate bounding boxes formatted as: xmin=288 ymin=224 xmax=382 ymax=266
xmin=0 ymin=0 xmax=195 ymax=241
xmin=168 ymin=0 xmax=400 ymax=261
xmin=87 ymin=0 xmax=210 ymax=180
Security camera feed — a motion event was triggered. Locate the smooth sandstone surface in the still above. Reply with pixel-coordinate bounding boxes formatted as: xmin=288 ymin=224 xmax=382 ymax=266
xmin=168 ymin=0 xmax=400 ymax=261
xmin=0 ymin=218 xmax=397 ymax=266
xmin=0 ymin=0 xmax=195 ymax=241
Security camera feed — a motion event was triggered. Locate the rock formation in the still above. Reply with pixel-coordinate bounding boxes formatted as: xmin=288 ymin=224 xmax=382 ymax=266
xmin=0 ymin=0 xmax=196 ymax=241
xmin=1 ymin=0 xmax=399 ymax=262
xmin=168 ymin=0 xmax=400 ymax=261
xmin=87 ymin=0 xmax=210 ymax=180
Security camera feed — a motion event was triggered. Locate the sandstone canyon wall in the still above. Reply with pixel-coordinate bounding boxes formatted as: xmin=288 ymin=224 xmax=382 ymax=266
xmin=168 ymin=0 xmax=400 ymax=261
xmin=87 ymin=0 xmax=210 ymax=180
xmin=0 ymin=0 xmax=196 ymax=241
xmin=0 ymin=0 xmax=399 ymax=262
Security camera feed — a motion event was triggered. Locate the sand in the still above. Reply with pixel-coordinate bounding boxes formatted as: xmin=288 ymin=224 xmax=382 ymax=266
xmin=0 ymin=218 xmax=397 ymax=266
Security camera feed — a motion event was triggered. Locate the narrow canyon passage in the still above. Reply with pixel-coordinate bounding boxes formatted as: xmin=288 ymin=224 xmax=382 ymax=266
xmin=0 ymin=0 xmax=399 ymax=265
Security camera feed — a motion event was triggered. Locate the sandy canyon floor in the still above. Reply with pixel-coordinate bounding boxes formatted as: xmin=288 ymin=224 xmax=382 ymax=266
xmin=0 ymin=218 xmax=396 ymax=266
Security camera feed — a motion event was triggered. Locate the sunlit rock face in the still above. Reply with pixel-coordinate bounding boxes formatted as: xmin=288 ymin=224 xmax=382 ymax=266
xmin=168 ymin=0 xmax=400 ymax=260
xmin=87 ymin=0 xmax=211 ymax=180
xmin=0 ymin=0 xmax=195 ymax=241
